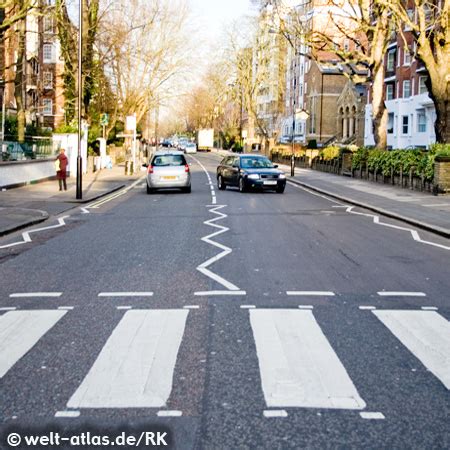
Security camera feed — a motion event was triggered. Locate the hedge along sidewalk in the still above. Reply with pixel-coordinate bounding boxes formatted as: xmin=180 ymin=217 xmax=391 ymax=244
xmin=279 ymin=165 xmax=450 ymax=238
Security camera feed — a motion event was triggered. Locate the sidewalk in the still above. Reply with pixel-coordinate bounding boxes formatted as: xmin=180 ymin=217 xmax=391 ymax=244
xmin=280 ymin=165 xmax=450 ymax=238
xmin=0 ymin=164 xmax=143 ymax=236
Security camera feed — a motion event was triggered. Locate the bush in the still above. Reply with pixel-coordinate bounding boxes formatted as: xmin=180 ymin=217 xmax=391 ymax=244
xmin=320 ymin=146 xmax=340 ymax=160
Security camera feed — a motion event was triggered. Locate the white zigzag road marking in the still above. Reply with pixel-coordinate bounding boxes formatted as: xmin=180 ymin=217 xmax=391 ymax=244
xmin=0 ymin=216 xmax=70 ymax=249
xmin=345 ymin=206 xmax=450 ymax=251
xmin=197 ymin=205 xmax=243 ymax=291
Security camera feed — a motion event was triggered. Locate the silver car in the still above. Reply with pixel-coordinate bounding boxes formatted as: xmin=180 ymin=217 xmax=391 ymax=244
xmin=144 ymin=151 xmax=191 ymax=194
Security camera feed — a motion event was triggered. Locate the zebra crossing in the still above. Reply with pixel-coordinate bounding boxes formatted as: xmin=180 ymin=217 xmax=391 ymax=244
xmin=0 ymin=307 xmax=449 ymax=415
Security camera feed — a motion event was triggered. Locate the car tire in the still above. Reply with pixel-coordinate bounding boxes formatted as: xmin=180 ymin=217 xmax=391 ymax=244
xmin=183 ymin=186 xmax=191 ymax=193
xmin=217 ymin=175 xmax=226 ymax=190
xmin=146 ymin=184 xmax=155 ymax=194
xmin=239 ymin=177 xmax=246 ymax=193
xmin=276 ymin=186 xmax=285 ymax=194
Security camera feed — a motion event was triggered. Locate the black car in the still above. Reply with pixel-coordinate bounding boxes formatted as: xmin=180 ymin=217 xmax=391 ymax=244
xmin=217 ymin=154 xmax=286 ymax=193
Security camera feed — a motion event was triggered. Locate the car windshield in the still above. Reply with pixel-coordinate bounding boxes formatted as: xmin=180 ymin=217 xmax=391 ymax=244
xmin=240 ymin=157 xmax=274 ymax=169
xmin=152 ymin=155 xmax=185 ymax=166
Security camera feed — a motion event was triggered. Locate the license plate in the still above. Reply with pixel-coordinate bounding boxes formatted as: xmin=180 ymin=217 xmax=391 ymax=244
xmin=162 ymin=176 xmax=176 ymax=180
xmin=263 ymin=180 xmax=277 ymax=185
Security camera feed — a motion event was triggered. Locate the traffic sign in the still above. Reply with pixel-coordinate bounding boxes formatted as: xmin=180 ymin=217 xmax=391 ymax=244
xmin=100 ymin=113 xmax=109 ymax=126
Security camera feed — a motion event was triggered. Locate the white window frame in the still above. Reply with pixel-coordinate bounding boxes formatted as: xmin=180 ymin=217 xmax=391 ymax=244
xmin=43 ymin=71 xmax=53 ymax=89
xmin=419 ymin=76 xmax=427 ymax=94
xmin=386 ymin=84 xmax=394 ymax=100
xmin=387 ymin=113 xmax=394 ymax=134
xmin=387 ymin=51 xmax=395 ymax=71
xmin=404 ymin=48 xmax=411 ymax=66
xmin=42 ymin=98 xmax=53 ymax=116
xmin=417 ymin=110 xmax=426 ymax=133
xmin=43 ymin=44 xmax=54 ymax=63
xmin=44 ymin=16 xmax=53 ymax=33
xmin=402 ymin=115 xmax=409 ymax=135
xmin=403 ymin=80 xmax=411 ymax=98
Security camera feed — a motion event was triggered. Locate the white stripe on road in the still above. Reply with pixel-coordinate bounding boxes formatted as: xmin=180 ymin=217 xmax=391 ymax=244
xmin=377 ymin=292 xmax=426 ymax=297
xmin=194 ymin=290 xmax=246 ymax=296
xmin=360 ymin=412 xmax=385 ymax=420
xmin=287 ymin=291 xmax=335 ymax=297
xmin=10 ymin=292 xmax=62 ymax=298
xmin=263 ymin=410 xmax=288 ymax=418
xmin=98 ymin=292 xmax=153 ymax=298
xmin=157 ymin=410 xmax=183 ymax=417
xmin=373 ymin=310 xmax=450 ymax=389
xmin=249 ymin=309 xmax=366 ymax=409
xmin=0 ymin=310 xmax=67 ymax=378
xmin=0 ymin=307 xmax=17 ymax=311
xmin=55 ymin=410 xmax=80 ymax=418
xmin=67 ymin=309 xmax=189 ymax=408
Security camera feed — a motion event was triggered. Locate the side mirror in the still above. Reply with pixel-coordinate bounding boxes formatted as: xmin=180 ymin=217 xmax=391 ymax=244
xmin=273 ymin=164 xmax=278 ymax=168
xmin=142 ymin=163 xmax=148 ymax=168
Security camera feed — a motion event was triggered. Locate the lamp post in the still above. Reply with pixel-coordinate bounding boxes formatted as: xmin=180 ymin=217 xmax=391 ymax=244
xmin=76 ymin=0 xmax=83 ymax=200
xmin=291 ymin=50 xmax=298 ymax=177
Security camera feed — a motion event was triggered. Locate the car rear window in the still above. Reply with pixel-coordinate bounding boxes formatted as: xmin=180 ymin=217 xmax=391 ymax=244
xmin=240 ymin=157 xmax=273 ymax=169
xmin=152 ymin=155 xmax=186 ymax=166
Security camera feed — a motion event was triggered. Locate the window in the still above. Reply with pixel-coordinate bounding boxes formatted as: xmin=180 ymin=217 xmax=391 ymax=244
xmin=404 ymin=48 xmax=411 ymax=65
xmin=44 ymin=16 xmax=53 ymax=33
xmin=43 ymin=71 xmax=52 ymax=89
xmin=43 ymin=44 xmax=54 ymax=63
xmin=299 ymin=83 xmax=303 ymax=96
xmin=403 ymin=80 xmax=411 ymax=98
xmin=343 ymin=39 xmax=350 ymax=52
xmin=402 ymin=116 xmax=409 ymax=134
xmin=419 ymin=76 xmax=428 ymax=94
xmin=387 ymin=50 xmax=395 ymax=71
xmin=386 ymin=84 xmax=394 ymax=100
xmin=387 ymin=113 xmax=394 ymax=134
xmin=152 ymin=154 xmax=186 ymax=166
xmin=43 ymin=98 xmax=52 ymax=116
xmin=417 ymin=110 xmax=426 ymax=133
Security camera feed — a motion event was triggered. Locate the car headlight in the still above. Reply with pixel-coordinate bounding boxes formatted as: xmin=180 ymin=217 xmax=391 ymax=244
xmin=278 ymin=173 xmax=286 ymax=179
xmin=247 ymin=174 xmax=260 ymax=180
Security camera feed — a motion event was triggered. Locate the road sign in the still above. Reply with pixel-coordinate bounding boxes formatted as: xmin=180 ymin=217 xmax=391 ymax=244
xmin=126 ymin=115 xmax=136 ymax=131
xmin=100 ymin=113 xmax=109 ymax=126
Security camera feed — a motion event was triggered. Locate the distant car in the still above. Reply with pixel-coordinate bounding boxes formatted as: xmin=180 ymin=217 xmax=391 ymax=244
xmin=216 ymin=154 xmax=286 ymax=193
xmin=161 ymin=139 xmax=172 ymax=147
xmin=143 ymin=151 xmax=191 ymax=194
xmin=178 ymin=139 xmax=189 ymax=152
xmin=184 ymin=142 xmax=197 ymax=154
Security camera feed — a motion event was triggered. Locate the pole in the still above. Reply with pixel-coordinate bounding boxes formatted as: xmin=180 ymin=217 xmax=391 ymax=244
xmin=132 ymin=112 xmax=137 ymax=172
xmin=1 ymin=89 xmax=5 ymax=142
xmin=76 ymin=0 xmax=83 ymax=199
xmin=291 ymin=50 xmax=296 ymax=177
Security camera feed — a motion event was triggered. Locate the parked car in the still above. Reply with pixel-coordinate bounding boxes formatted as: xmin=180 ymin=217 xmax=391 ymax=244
xmin=216 ymin=154 xmax=286 ymax=193
xmin=184 ymin=142 xmax=197 ymax=154
xmin=143 ymin=151 xmax=191 ymax=194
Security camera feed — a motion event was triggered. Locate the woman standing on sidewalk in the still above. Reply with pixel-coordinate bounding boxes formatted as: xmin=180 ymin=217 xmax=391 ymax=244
xmin=55 ymin=148 xmax=68 ymax=191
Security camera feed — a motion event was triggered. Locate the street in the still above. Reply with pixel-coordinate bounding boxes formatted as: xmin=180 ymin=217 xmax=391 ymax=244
xmin=0 ymin=152 xmax=449 ymax=449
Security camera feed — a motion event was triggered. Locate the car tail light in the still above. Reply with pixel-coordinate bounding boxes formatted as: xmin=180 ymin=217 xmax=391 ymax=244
xmin=185 ymin=164 xmax=190 ymax=173
xmin=147 ymin=165 xmax=153 ymax=174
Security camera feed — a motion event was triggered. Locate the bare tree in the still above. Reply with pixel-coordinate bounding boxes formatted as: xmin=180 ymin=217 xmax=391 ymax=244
xmin=379 ymin=0 xmax=449 ymax=143
xmin=273 ymin=0 xmax=392 ymax=149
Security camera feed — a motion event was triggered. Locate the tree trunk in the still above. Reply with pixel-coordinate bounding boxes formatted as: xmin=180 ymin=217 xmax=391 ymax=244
xmin=425 ymin=76 xmax=449 ymax=144
xmin=14 ymin=12 xmax=26 ymax=143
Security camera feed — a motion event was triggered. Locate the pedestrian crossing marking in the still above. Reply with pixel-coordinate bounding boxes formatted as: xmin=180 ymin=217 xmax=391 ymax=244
xmin=373 ymin=310 xmax=450 ymax=390
xmin=67 ymin=309 xmax=189 ymax=408
xmin=249 ymin=309 xmax=366 ymax=409
xmin=0 ymin=310 xmax=67 ymax=378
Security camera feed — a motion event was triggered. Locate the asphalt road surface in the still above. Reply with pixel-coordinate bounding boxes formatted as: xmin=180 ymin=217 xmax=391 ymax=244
xmin=1 ymin=152 xmax=449 ymax=449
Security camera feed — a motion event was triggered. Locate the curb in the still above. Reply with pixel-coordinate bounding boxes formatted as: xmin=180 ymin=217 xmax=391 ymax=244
xmin=287 ymin=178 xmax=450 ymax=239
xmin=0 ymin=210 xmax=49 ymax=238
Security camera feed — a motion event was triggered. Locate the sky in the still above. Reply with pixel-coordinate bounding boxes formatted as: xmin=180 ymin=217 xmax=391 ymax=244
xmin=189 ymin=0 xmax=256 ymax=43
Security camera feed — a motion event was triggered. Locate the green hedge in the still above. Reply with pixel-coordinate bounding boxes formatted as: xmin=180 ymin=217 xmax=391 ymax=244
xmin=351 ymin=144 xmax=450 ymax=182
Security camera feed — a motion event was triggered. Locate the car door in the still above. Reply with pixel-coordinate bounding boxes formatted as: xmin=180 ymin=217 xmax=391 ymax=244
xmin=229 ymin=156 xmax=240 ymax=186
xmin=220 ymin=157 xmax=233 ymax=183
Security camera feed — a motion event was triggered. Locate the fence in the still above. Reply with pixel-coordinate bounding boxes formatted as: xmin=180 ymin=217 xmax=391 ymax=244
xmin=0 ymin=138 xmax=55 ymax=162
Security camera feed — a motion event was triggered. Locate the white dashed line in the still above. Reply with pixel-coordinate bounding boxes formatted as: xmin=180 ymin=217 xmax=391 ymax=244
xmin=359 ymin=306 xmax=376 ymax=310
xmin=0 ymin=307 xmax=17 ymax=311
xmin=183 ymin=305 xmax=200 ymax=309
xmin=98 ymin=292 xmax=154 ymax=297
xmin=287 ymin=291 xmax=335 ymax=296
xmin=360 ymin=412 xmax=385 ymax=420
xmin=55 ymin=410 xmax=80 ymax=418
xmin=194 ymin=290 xmax=246 ymax=296
xmin=240 ymin=305 xmax=256 ymax=309
xmin=116 ymin=306 xmax=132 ymax=310
xmin=58 ymin=306 xmax=74 ymax=310
xmin=421 ymin=306 xmax=438 ymax=311
xmin=157 ymin=410 xmax=183 ymax=417
xmin=9 ymin=292 xmax=62 ymax=298
xmin=377 ymin=292 xmax=426 ymax=297
xmin=298 ymin=305 xmax=314 ymax=309
xmin=263 ymin=410 xmax=288 ymax=418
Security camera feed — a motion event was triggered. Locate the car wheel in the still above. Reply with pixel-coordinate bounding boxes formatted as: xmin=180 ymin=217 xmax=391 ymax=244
xmin=146 ymin=184 xmax=155 ymax=194
xmin=276 ymin=186 xmax=285 ymax=194
xmin=217 ymin=175 xmax=226 ymax=190
xmin=183 ymin=186 xmax=191 ymax=193
xmin=239 ymin=177 xmax=246 ymax=193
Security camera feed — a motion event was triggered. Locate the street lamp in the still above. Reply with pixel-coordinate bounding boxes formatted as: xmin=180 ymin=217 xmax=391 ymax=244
xmin=76 ymin=0 xmax=83 ymax=200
